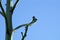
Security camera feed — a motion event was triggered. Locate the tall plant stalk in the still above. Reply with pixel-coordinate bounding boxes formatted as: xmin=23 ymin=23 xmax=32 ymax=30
xmin=5 ymin=0 xmax=13 ymax=40
xmin=0 ymin=0 xmax=37 ymax=40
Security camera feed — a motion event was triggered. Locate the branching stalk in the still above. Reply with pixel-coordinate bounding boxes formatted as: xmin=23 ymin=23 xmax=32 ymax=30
xmin=21 ymin=26 xmax=28 ymax=40
xmin=0 ymin=2 xmax=5 ymax=14
xmin=13 ymin=16 xmax=37 ymax=31
xmin=0 ymin=0 xmax=37 ymax=40
xmin=10 ymin=0 xmax=19 ymax=15
xmin=0 ymin=2 xmax=6 ymax=18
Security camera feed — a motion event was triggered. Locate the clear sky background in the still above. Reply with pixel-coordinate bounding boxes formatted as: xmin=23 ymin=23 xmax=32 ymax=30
xmin=0 ymin=0 xmax=60 ymax=40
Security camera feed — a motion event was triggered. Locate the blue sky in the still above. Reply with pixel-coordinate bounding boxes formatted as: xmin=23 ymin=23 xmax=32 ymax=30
xmin=0 ymin=0 xmax=60 ymax=40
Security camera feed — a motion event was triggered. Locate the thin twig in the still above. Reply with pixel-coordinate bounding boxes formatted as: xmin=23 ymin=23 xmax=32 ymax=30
xmin=0 ymin=11 xmax=6 ymax=18
xmin=13 ymin=16 xmax=37 ymax=31
xmin=0 ymin=11 xmax=3 ymax=16
xmin=0 ymin=2 xmax=6 ymax=18
xmin=21 ymin=32 xmax=23 ymax=37
xmin=0 ymin=11 xmax=2 ymax=15
xmin=21 ymin=26 xmax=28 ymax=40
xmin=0 ymin=2 xmax=5 ymax=14
xmin=13 ymin=24 xmax=27 ymax=31
xmin=10 ymin=0 xmax=19 ymax=15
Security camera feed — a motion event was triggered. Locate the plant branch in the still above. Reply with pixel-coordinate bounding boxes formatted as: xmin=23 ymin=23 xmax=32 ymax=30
xmin=21 ymin=16 xmax=37 ymax=40
xmin=0 ymin=2 xmax=5 ymax=14
xmin=0 ymin=11 xmax=2 ymax=15
xmin=21 ymin=25 xmax=28 ymax=40
xmin=0 ymin=11 xmax=6 ymax=19
xmin=13 ymin=16 xmax=37 ymax=31
xmin=0 ymin=2 xmax=6 ymax=18
xmin=10 ymin=0 xmax=19 ymax=15
xmin=0 ymin=11 xmax=4 ymax=16
xmin=21 ymin=32 xmax=23 ymax=37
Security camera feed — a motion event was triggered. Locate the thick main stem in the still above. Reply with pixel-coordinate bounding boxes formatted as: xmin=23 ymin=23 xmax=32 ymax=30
xmin=5 ymin=0 xmax=13 ymax=40
xmin=5 ymin=14 xmax=13 ymax=40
